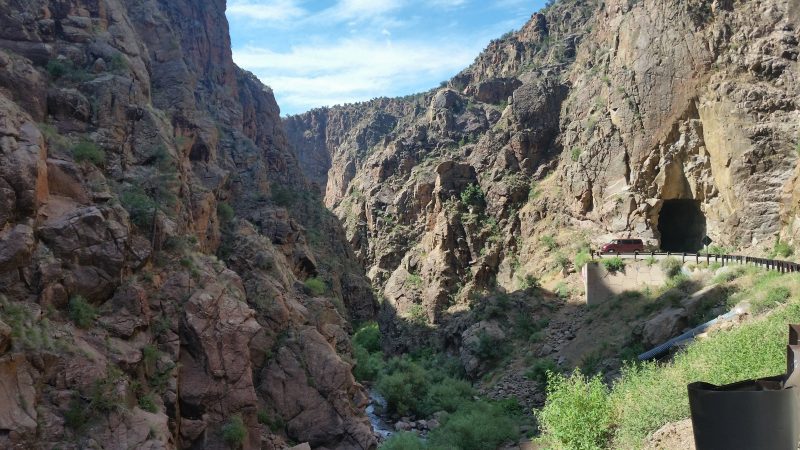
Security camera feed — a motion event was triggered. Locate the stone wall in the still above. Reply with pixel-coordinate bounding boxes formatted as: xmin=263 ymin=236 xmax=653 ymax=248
xmin=583 ymin=260 xmax=667 ymax=305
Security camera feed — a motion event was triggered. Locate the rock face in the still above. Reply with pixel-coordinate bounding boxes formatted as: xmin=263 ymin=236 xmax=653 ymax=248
xmin=285 ymin=0 xmax=800 ymax=349
xmin=0 ymin=1 xmax=376 ymax=449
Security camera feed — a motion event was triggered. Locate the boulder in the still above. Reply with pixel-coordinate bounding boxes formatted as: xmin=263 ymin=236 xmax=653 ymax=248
xmin=643 ymin=308 xmax=688 ymax=348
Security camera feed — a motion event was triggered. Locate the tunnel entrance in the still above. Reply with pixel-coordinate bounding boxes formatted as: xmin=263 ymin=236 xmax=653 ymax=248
xmin=658 ymin=199 xmax=706 ymax=253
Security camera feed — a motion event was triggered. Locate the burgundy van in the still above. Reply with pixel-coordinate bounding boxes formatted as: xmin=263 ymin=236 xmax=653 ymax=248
xmin=601 ymin=238 xmax=645 ymax=253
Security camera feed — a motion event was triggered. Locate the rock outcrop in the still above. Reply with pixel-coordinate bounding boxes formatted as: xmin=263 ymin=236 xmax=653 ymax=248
xmin=0 ymin=1 xmax=376 ymax=449
xmin=285 ymin=0 xmax=800 ymax=353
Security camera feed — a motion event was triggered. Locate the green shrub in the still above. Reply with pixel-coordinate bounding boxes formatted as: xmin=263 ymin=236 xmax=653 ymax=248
xmin=772 ymin=238 xmax=794 ymax=258
xmin=353 ymin=344 xmax=383 ymax=382
xmin=120 ymin=187 xmax=157 ymax=230
xmin=353 ymin=322 xmax=381 ymax=352
xmin=460 ymin=183 xmax=485 ymax=208
xmin=474 ymin=331 xmax=509 ymax=365
xmin=68 ymin=296 xmax=96 ymax=329
xmin=72 ymin=140 xmax=105 ymax=165
xmin=64 ymin=398 xmax=90 ymax=430
xmin=46 ymin=59 xmax=91 ymax=82
xmin=217 ymin=202 xmax=234 ymax=224
xmin=407 ymin=304 xmax=427 ymax=325
xmin=380 ymin=432 xmax=426 ymax=450
xmin=222 ymin=415 xmax=247 ymax=448
xmin=602 ymin=257 xmax=625 ymax=272
xmin=571 ymin=147 xmax=582 ymax=162
xmin=519 ymin=274 xmax=541 ymax=290
xmin=407 ymin=273 xmax=423 ymax=288
xmin=270 ymin=183 xmax=297 ymax=207
xmin=377 ymin=357 xmax=429 ymax=415
xmin=304 ymin=277 xmax=326 ymax=296
xmin=752 ymin=286 xmax=792 ymax=314
xmin=257 ymin=410 xmax=284 ymax=432
xmin=555 ymin=253 xmax=570 ymax=269
xmin=540 ymin=234 xmax=557 ymax=251
xmin=660 ymin=257 xmax=683 ymax=278
xmin=537 ymin=370 xmax=612 ymax=450
xmin=428 ymin=401 xmax=518 ymax=450
xmin=574 ymin=250 xmax=592 ymax=270
xmin=525 ymin=358 xmax=557 ymax=384
xmin=422 ymin=377 xmax=474 ymax=414
xmin=138 ymin=393 xmax=158 ymax=413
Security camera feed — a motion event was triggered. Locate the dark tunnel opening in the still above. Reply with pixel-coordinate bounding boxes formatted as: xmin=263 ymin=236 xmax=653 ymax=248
xmin=658 ymin=199 xmax=706 ymax=253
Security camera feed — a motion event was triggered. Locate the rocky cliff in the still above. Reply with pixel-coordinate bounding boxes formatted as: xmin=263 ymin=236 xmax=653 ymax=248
xmin=285 ymin=0 xmax=800 ymax=349
xmin=0 ymin=1 xmax=377 ymax=449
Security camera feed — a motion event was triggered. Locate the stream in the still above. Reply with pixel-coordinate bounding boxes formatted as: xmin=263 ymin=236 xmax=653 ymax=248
xmin=367 ymin=390 xmax=394 ymax=440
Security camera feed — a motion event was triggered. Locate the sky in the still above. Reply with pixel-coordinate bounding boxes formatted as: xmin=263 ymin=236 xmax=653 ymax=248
xmin=226 ymin=0 xmax=547 ymax=115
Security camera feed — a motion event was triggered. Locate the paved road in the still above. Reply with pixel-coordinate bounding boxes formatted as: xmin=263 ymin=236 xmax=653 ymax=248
xmin=592 ymin=251 xmax=800 ymax=273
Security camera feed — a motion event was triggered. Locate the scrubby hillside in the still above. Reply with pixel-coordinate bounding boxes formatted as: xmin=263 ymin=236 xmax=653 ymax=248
xmin=0 ymin=1 xmax=376 ymax=449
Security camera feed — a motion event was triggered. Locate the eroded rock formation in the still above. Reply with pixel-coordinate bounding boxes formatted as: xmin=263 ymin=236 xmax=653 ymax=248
xmin=0 ymin=1 xmax=376 ymax=449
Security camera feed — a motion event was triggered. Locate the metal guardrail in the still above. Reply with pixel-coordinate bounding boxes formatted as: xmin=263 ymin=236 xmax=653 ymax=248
xmin=591 ymin=250 xmax=800 ymax=274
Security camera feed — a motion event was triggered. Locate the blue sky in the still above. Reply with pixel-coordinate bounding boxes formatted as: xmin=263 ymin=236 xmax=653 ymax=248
xmin=226 ymin=0 xmax=546 ymax=115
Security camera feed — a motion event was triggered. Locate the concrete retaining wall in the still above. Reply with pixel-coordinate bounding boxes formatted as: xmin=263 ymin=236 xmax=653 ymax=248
xmin=583 ymin=260 xmax=667 ymax=306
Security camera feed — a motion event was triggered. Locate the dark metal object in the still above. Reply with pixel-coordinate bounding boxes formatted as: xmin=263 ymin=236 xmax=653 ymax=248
xmin=688 ymin=378 xmax=799 ymax=450
xmin=688 ymin=325 xmax=800 ymax=450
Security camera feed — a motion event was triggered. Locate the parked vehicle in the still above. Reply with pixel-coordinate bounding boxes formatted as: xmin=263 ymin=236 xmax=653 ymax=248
xmin=601 ymin=238 xmax=645 ymax=253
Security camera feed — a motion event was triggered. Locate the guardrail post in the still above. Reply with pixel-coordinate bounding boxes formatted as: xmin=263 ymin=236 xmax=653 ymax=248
xmin=634 ymin=251 xmax=638 ymax=261
xmin=682 ymin=252 xmax=687 ymax=263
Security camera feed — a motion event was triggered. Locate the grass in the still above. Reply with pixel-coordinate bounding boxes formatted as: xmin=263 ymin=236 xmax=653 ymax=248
xmin=537 ymin=370 xmax=612 ymax=450
xmin=660 ymin=257 xmax=683 ymax=278
xmin=72 ymin=140 xmax=105 ymax=165
xmin=540 ymin=234 xmax=558 ymax=251
xmin=68 ymin=296 xmax=97 ymax=329
xmin=574 ymin=250 xmax=592 ymax=270
xmin=538 ymin=271 xmax=800 ymax=449
xmin=222 ymin=415 xmax=247 ymax=448
xmin=303 ymin=277 xmax=326 ymax=296
xmin=602 ymin=257 xmax=625 ymax=272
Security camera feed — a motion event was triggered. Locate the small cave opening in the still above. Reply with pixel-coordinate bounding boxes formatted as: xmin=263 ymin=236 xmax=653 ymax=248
xmin=658 ymin=199 xmax=706 ymax=253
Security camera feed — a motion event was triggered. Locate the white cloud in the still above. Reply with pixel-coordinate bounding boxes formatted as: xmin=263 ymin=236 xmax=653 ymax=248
xmin=429 ymin=0 xmax=469 ymax=8
xmin=227 ymin=0 xmax=306 ymax=22
xmin=234 ymin=37 xmax=481 ymax=113
xmin=321 ymin=0 xmax=402 ymax=22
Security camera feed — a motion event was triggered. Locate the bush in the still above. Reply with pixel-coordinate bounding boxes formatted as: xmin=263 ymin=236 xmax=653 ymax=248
xmin=304 ymin=277 xmax=326 ymax=296
xmin=519 ymin=274 xmax=541 ymax=290
xmin=525 ymin=358 xmax=557 ymax=384
xmin=353 ymin=322 xmax=381 ymax=352
xmin=537 ymin=370 xmax=612 ymax=450
xmin=222 ymin=415 xmax=247 ymax=448
xmin=752 ymin=286 xmax=791 ymax=314
xmin=377 ymin=357 xmax=429 ymax=415
xmin=138 ymin=393 xmax=158 ymax=413
xmin=353 ymin=345 xmax=383 ymax=382
xmin=72 ymin=140 xmax=105 ymax=165
xmin=660 ymin=257 xmax=683 ymax=278
xmin=217 ymin=202 xmax=234 ymax=224
xmin=460 ymin=183 xmax=484 ymax=208
xmin=46 ymin=59 xmax=91 ymax=82
xmin=64 ymin=398 xmax=90 ymax=430
xmin=68 ymin=296 xmax=97 ymax=329
xmin=571 ymin=147 xmax=582 ymax=162
xmin=428 ymin=401 xmax=518 ymax=450
xmin=540 ymin=234 xmax=557 ymax=251
xmin=380 ymin=432 xmax=426 ymax=450
xmin=772 ymin=238 xmax=794 ymax=258
xmin=120 ymin=187 xmax=156 ymax=230
xmin=422 ymin=377 xmax=474 ymax=414
xmin=574 ymin=250 xmax=592 ymax=270
xmin=602 ymin=257 xmax=625 ymax=272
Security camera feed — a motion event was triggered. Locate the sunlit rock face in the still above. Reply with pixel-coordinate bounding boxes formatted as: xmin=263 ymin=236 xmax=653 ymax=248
xmin=285 ymin=0 xmax=800 ymax=342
